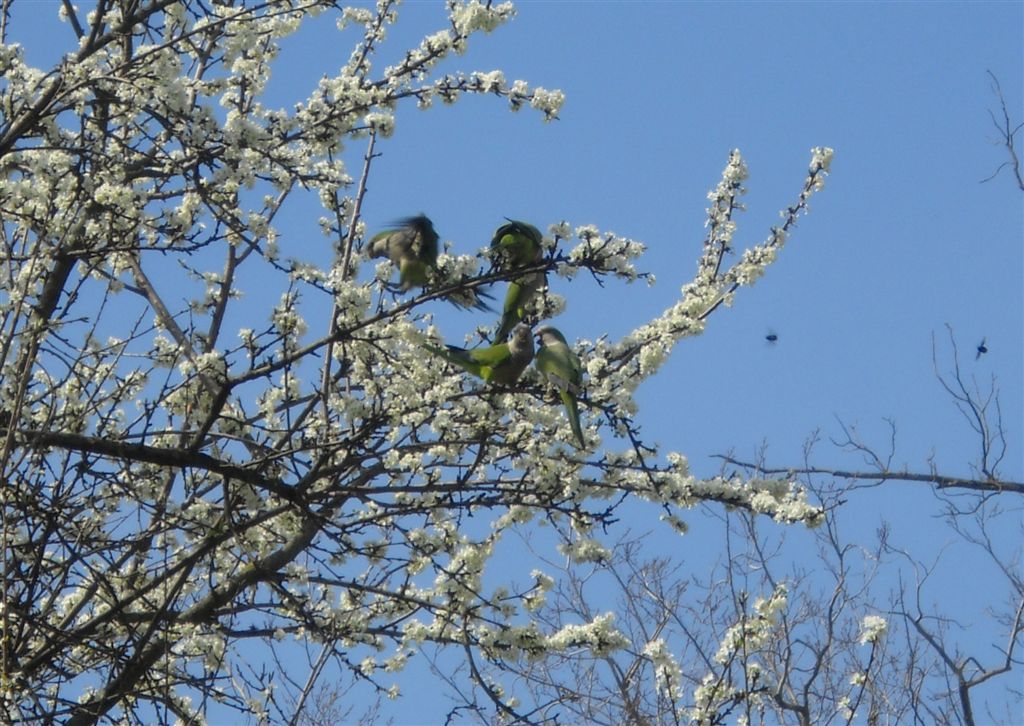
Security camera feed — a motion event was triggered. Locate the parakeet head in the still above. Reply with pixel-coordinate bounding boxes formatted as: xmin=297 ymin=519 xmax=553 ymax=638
xmin=510 ymin=324 xmax=535 ymax=354
xmin=492 ymin=219 xmax=542 ymax=244
xmin=535 ymin=326 xmax=568 ymax=347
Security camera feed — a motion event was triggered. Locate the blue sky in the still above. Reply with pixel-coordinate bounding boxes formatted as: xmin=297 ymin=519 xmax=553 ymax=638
xmin=327 ymin=0 xmax=1023 ymax=477
xmin=8 ymin=0 xmax=1023 ymax=721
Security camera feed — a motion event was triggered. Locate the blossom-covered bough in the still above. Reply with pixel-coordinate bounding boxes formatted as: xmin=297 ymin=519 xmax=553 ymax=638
xmin=0 ymin=1 xmax=832 ymax=722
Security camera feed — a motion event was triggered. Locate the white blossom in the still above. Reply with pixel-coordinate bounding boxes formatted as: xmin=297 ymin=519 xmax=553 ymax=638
xmin=858 ymin=615 xmax=888 ymax=645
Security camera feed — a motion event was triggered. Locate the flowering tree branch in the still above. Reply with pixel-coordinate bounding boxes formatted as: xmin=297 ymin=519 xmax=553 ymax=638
xmin=0 ymin=1 xmax=835 ymax=722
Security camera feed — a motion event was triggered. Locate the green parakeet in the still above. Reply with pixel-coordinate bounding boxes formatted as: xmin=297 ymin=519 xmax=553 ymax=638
xmin=494 ymin=269 xmax=546 ymax=342
xmin=489 ymin=220 xmax=547 ymax=340
xmin=534 ymin=326 xmax=585 ymax=448
xmin=369 ymin=215 xmax=492 ymax=310
xmin=424 ymin=323 xmax=535 ymax=385
xmin=368 ymin=215 xmax=439 ymax=290
xmin=490 ymin=220 xmax=543 ymax=270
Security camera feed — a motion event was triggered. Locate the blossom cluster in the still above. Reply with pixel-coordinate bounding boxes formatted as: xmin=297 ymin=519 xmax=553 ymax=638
xmin=858 ymin=614 xmax=888 ymax=645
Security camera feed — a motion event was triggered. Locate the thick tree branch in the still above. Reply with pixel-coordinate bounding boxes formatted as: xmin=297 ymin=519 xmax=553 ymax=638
xmin=13 ymin=427 xmax=297 ymax=498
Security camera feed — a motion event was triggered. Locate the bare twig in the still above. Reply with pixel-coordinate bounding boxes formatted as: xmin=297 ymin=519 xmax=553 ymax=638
xmin=712 ymin=455 xmax=1022 ymax=495
xmin=981 ymin=70 xmax=1024 ymax=191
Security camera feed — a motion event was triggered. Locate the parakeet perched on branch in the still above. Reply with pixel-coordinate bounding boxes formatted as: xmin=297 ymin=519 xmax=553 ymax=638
xmin=489 ymin=220 xmax=547 ymax=340
xmin=494 ymin=269 xmax=546 ymax=342
xmin=535 ymin=325 xmax=585 ymax=448
xmin=490 ymin=220 xmax=543 ymax=271
xmin=424 ymin=324 xmax=535 ymax=385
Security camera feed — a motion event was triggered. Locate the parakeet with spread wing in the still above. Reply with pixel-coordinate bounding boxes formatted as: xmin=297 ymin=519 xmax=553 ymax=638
xmin=368 ymin=215 xmax=439 ymax=290
xmin=369 ymin=215 xmax=492 ymax=310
